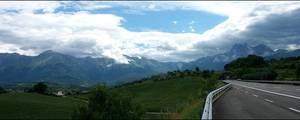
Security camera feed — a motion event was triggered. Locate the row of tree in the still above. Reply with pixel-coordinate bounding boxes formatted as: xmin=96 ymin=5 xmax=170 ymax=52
xmin=118 ymin=68 xmax=215 ymax=87
xmin=269 ymin=56 xmax=300 ymax=80
xmin=0 ymin=82 xmax=48 ymax=95
xmin=28 ymin=82 xmax=48 ymax=94
xmin=222 ymin=55 xmax=278 ymax=80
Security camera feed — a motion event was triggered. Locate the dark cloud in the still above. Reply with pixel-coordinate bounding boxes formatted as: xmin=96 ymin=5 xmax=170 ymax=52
xmin=187 ymin=7 xmax=300 ymax=61
xmin=1 ymin=2 xmax=300 ymax=63
xmin=242 ymin=8 xmax=300 ymax=49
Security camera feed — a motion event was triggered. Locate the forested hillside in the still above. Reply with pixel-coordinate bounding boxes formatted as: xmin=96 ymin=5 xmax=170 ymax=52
xmin=222 ymin=55 xmax=300 ymax=81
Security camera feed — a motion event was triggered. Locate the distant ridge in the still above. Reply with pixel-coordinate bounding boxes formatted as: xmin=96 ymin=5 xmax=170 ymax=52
xmin=0 ymin=44 xmax=299 ymax=86
xmin=0 ymin=51 xmax=180 ymax=86
xmin=184 ymin=43 xmax=300 ymax=70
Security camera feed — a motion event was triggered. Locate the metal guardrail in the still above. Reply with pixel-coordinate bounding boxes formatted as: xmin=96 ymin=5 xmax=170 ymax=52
xmin=201 ymin=83 xmax=231 ymax=120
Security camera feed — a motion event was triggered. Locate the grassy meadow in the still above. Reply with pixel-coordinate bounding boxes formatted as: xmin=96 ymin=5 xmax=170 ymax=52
xmin=113 ymin=75 xmax=221 ymax=119
xmin=0 ymin=70 xmax=221 ymax=119
xmin=0 ymin=93 xmax=86 ymax=119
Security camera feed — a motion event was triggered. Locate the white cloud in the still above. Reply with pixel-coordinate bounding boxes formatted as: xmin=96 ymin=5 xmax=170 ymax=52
xmin=59 ymin=1 xmax=112 ymax=12
xmin=0 ymin=1 xmax=60 ymax=13
xmin=189 ymin=20 xmax=195 ymax=25
xmin=0 ymin=1 xmax=300 ymax=63
xmin=0 ymin=2 xmax=203 ymax=63
xmin=189 ymin=26 xmax=195 ymax=32
xmin=172 ymin=21 xmax=177 ymax=25
xmin=287 ymin=44 xmax=300 ymax=51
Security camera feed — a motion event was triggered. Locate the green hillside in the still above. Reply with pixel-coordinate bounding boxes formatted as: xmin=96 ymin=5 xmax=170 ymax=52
xmin=269 ymin=56 xmax=300 ymax=80
xmin=0 ymin=93 xmax=86 ymax=119
xmin=0 ymin=70 xmax=221 ymax=119
xmin=223 ymin=55 xmax=300 ymax=80
xmin=113 ymin=71 xmax=221 ymax=119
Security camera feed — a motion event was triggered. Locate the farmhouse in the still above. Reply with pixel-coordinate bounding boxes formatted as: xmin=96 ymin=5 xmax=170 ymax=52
xmin=55 ymin=91 xmax=64 ymax=97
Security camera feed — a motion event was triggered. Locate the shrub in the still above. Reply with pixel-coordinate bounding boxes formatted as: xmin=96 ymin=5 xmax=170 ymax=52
xmin=30 ymin=82 xmax=48 ymax=94
xmin=241 ymin=69 xmax=278 ymax=80
xmin=296 ymin=63 xmax=300 ymax=79
xmin=224 ymin=55 xmax=267 ymax=70
xmin=72 ymin=86 xmax=144 ymax=120
xmin=0 ymin=87 xmax=7 ymax=94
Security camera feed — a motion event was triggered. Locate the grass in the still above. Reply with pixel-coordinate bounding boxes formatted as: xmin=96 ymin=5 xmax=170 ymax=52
xmin=0 ymin=74 xmax=221 ymax=119
xmin=115 ymin=76 xmax=216 ymax=119
xmin=180 ymin=100 xmax=203 ymax=119
xmin=0 ymin=93 xmax=86 ymax=119
xmin=275 ymin=69 xmax=296 ymax=80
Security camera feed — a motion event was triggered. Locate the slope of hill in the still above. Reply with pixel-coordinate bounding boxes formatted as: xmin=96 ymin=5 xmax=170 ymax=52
xmin=269 ymin=56 xmax=300 ymax=80
xmin=185 ymin=43 xmax=275 ymax=70
xmin=0 ymin=50 xmax=180 ymax=86
xmin=111 ymin=71 xmax=221 ymax=119
xmin=267 ymin=49 xmax=300 ymax=59
xmin=0 ymin=93 xmax=86 ymax=119
xmin=222 ymin=55 xmax=300 ymax=81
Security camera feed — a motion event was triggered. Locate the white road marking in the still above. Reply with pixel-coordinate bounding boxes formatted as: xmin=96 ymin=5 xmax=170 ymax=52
xmin=289 ymin=108 xmax=300 ymax=113
xmin=277 ymin=88 xmax=293 ymax=92
xmin=264 ymin=99 xmax=274 ymax=103
xmin=252 ymin=94 xmax=258 ymax=97
xmin=231 ymin=83 xmax=300 ymax=100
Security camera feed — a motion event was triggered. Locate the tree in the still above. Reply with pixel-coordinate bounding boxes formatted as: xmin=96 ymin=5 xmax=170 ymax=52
xmin=195 ymin=67 xmax=200 ymax=72
xmin=72 ymin=86 xmax=144 ymax=120
xmin=202 ymin=70 xmax=210 ymax=78
xmin=224 ymin=55 xmax=267 ymax=70
xmin=296 ymin=63 xmax=300 ymax=79
xmin=241 ymin=69 xmax=278 ymax=80
xmin=0 ymin=87 xmax=7 ymax=94
xmin=32 ymin=82 xmax=48 ymax=94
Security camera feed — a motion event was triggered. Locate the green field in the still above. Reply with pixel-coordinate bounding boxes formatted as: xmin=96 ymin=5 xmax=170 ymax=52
xmin=0 ymin=93 xmax=86 ymax=119
xmin=115 ymin=76 xmax=219 ymax=119
xmin=0 ymin=72 xmax=220 ymax=119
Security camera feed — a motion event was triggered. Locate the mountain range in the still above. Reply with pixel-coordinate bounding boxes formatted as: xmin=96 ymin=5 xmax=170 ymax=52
xmin=0 ymin=50 xmax=180 ymax=86
xmin=184 ymin=43 xmax=274 ymax=70
xmin=184 ymin=43 xmax=300 ymax=70
xmin=0 ymin=43 xmax=299 ymax=86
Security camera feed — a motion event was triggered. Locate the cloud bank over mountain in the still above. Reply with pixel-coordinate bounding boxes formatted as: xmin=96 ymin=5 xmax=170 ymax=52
xmin=0 ymin=1 xmax=300 ymax=63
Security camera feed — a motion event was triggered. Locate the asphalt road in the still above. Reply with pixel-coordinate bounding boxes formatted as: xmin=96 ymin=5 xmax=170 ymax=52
xmin=213 ymin=80 xmax=300 ymax=119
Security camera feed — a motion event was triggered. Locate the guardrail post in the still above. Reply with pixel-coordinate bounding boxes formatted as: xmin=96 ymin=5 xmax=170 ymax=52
xmin=201 ymin=83 xmax=231 ymax=120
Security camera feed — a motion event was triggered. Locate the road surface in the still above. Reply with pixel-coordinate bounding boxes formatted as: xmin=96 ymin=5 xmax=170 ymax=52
xmin=213 ymin=80 xmax=300 ymax=119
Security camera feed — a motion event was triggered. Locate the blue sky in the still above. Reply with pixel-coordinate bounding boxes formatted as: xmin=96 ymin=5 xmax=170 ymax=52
xmin=0 ymin=2 xmax=300 ymax=63
xmin=55 ymin=3 xmax=228 ymax=33
xmin=121 ymin=10 xmax=227 ymax=33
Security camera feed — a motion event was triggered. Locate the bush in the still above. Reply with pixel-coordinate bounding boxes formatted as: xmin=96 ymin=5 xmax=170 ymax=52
xmin=202 ymin=70 xmax=211 ymax=78
xmin=199 ymin=79 xmax=218 ymax=98
xmin=30 ymin=82 xmax=48 ymax=94
xmin=72 ymin=86 xmax=144 ymax=120
xmin=241 ymin=69 xmax=278 ymax=80
xmin=0 ymin=87 xmax=7 ymax=94
xmin=224 ymin=55 xmax=267 ymax=70
xmin=296 ymin=63 xmax=300 ymax=79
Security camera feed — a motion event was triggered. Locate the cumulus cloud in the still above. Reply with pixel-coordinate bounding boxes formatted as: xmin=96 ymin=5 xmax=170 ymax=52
xmin=0 ymin=2 xmax=202 ymax=63
xmin=172 ymin=21 xmax=177 ymax=25
xmin=0 ymin=1 xmax=60 ymax=13
xmin=0 ymin=1 xmax=300 ymax=63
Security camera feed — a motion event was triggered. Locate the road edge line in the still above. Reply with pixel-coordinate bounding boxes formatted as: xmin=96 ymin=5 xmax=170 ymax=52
xmin=232 ymin=83 xmax=300 ymax=100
